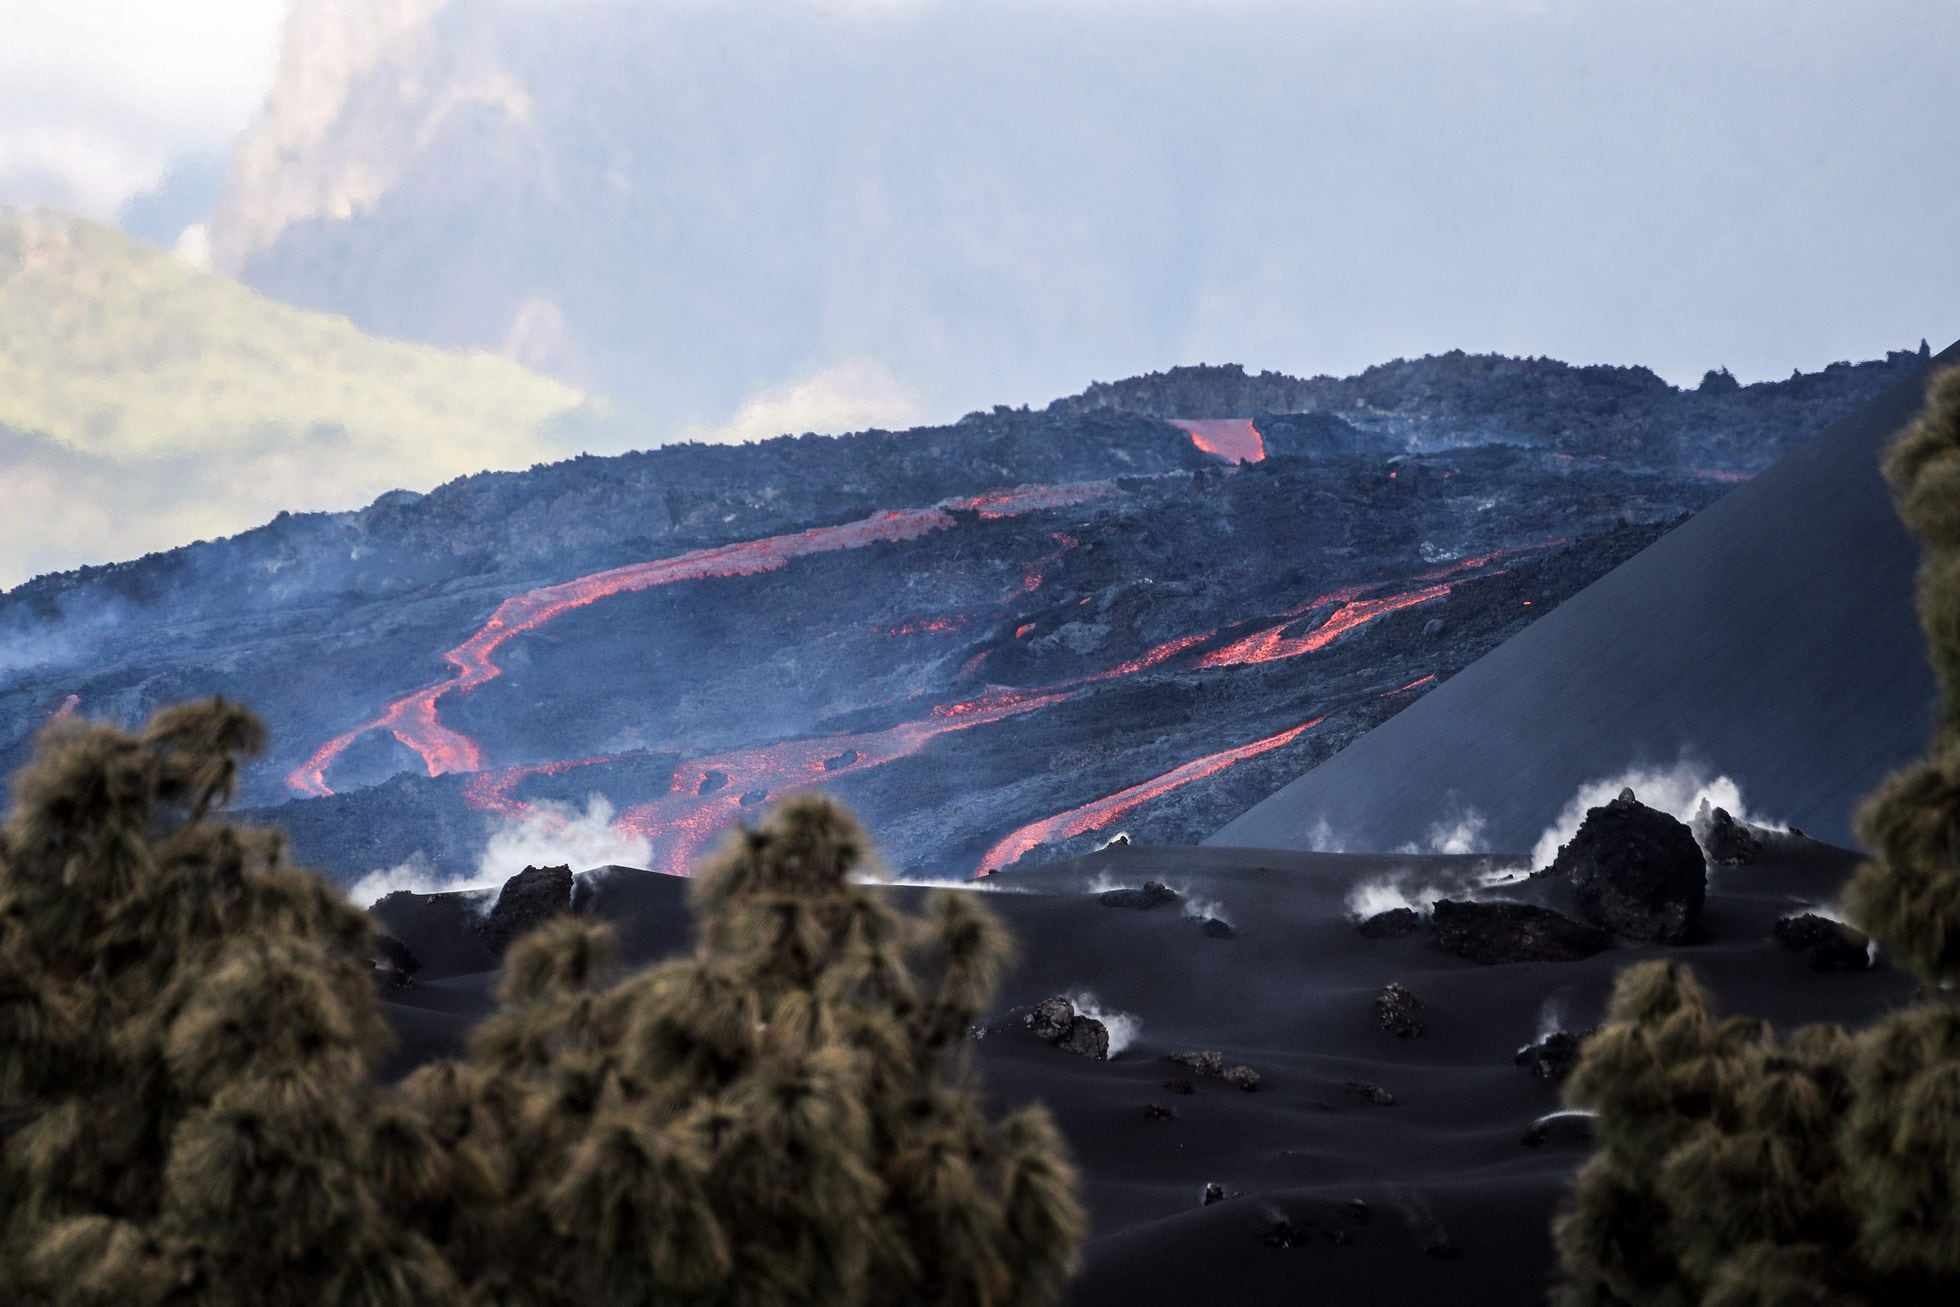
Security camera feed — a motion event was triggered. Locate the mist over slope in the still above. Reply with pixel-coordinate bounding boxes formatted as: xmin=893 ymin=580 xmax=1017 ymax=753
xmin=0 ymin=210 xmax=607 ymax=584
xmin=0 ymin=350 xmax=1923 ymax=887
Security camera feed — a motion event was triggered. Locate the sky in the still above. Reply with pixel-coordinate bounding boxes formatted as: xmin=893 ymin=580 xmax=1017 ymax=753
xmin=3 ymin=0 xmax=1955 ymax=387
xmin=0 ymin=0 xmax=1957 ymax=584
xmin=0 ymin=0 xmax=284 ymax=217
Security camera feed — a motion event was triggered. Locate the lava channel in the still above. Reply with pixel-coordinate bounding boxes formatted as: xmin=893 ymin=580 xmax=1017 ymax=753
xmin=975 ymin=716 xmax=1324 ymax=875
xmin=288 ymin=480 xmax=1118 ymax=797
xmin=1172 ymin=418 xmax=1266 ymax=464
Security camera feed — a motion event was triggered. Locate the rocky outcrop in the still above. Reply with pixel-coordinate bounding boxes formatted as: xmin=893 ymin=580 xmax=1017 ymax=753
xmin=1696 ymin=801 xmax=1766 ymax=866
xmin=1168 ymin=1048 xmax=1259 ymax=1089
xmin=1358 ymin=907 xmax=1424 ymax=939
xmin=1344 ymin=1080 xmax=1397 ymax=1106
xmin=1024 ymin=996 xmax=1110 ymax=1059
xmin=1430 ymin=899 xmax=1612 ymax=964
xmin=475 ymin=864 xmax=574 ymax=953
xmin=1773 ymin=913 xmax=1873 ymax=972
xmin=1543 ymin=789 xmax=1706 ymax=943
xmin=372 ymin=932 xmax=421 ymax=988
xmin=1168 ymin=1049 xmax=1224 ymax=1076
xmin=1377 ymin=982 xmax=1425 ymax=1038
xmin=1098 ymin=880 xmax=1179 ymax=909
xmin=1515 ymin=1029 xmax=1594 ymax=1081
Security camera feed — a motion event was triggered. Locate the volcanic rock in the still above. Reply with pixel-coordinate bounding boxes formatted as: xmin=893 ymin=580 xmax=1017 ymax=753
xmin=372 ymin=933 xmax=421 ymax=988
xmin=1377 ymin=982 xmax=1425 ymax=1038
xmin=1697 ymin=801 xmax=1766 ymax=866
xmin=1168 ymin=1049 xmax=1225 ymax=1076
xmin=1058 ymin=1015 xmax=1111 ymax=1060
xmin=1099 ymin=880 xmax=1180 ymax=909
xmin=1143 ymin=1103 xmax=1176 ymax=1121
xmin=1430 ymin=899 xmax=1612 ymax=965
xmin=1773 ymin=913 xmax=1873 ymax=972
xmin=1202 ymin=1182 xmax=1226 ymax=1206
xmin=476 ymin=864 xmax=574 ymax=953
xmin=1221 ymin=1065 xmax=1261 ymax=1092
xmin=1199 ymin=916 xmax=1237 ymax=938
xmin=1521 ymin=1112 xmax=1597 ymax=1149
xmin=1543 ymin=790 xmax=1706 ymax=943
xmin=1358 ymin=907 xmax=1423 ymax=939
xmin=1344 ymin=1080 xmax=1397 ymax=1106
xmin=1024 ymin=996 xmax=1110 ymax=1058
xmin=1163 ymin=1078 xmax=1195 ymax=1095
xmin=1514 ymin=1029 xmax=1593 ymax=1081
xmin=1026 ymin=996 xmax=1076 ymax=1043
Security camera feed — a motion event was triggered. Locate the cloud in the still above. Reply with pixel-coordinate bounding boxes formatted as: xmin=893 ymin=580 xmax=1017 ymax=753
xmin=683 ymin=358 xmax=925 ymax=445
xmin=475 ymin=795 xmax=654 ymax=885
xmin=343 ymin=851 xmax=497 ymax=908
xmin=0 ymin=0 xmax=285 ymax=216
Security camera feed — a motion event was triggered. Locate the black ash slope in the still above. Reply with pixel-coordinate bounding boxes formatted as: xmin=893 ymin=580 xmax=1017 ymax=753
xmin=1212 ymin=341 xmax=1960 ymax=855
xmin=375 ymin=840 xmax=1911 ymax=1305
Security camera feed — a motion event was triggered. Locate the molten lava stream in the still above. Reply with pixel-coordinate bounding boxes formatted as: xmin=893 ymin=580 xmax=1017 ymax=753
xmin=1171 ymin=418 xmax=1266 ymax=464
xmin=606 ymin=688 xmax=1073 ymax=877
xmin=975 ymin=717 xmax=1325 ymax=875
xmin=287 ymin=479 xmax=1119 ymax=798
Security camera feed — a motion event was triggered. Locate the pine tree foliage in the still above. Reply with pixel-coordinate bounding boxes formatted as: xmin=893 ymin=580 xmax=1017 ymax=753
xmin=0 ymin=706 xmax=1081 ymax=1304
xmin=405 ymin=795 xmax=1084 ymax=1307
xmin=0 ymin=699 xmax=458 ymax=1304
xmin=1554 ymin=369 xmax=1960 ymax=1304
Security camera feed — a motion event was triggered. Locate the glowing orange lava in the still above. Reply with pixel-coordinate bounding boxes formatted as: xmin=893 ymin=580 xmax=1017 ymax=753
xmin=976 ymin=716 xmax=1325 ymax=874
xmin=592 ymin=687 xmax=1073 ymax=876
xmin=1171 ymin=418 xmax=1266 ymax=464
xmin=288 ymin=480 xmax=1118 ymax=797
xmin=884 ymin=615 xmax=970 ymax=637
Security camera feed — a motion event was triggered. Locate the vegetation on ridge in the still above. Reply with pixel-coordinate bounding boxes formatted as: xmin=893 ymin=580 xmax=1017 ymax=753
xmin=0 ymin=698 xmax=1080 ymax=1304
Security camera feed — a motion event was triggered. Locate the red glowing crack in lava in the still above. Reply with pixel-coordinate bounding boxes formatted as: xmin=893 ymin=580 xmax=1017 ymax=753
xmin=976 ymin=716 xmax=1324 ymax=874
xmin=1172 ymin=418 xmax=1266 ymax=464
xmin=287 ymin=480 xmax=1119 ymax=798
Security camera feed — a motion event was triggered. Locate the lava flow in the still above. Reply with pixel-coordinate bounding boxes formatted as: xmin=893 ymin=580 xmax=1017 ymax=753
xmin=1193 ymin=539 xmax=1564 ymax=672
xmin=1172 ymin=418 xmax=1266 ymax=464
xmin=288 ymin=480 xmax=1118 ymax=797
xmin=603 ymin=688 xmax=1073 ymax=876
xmin=975 ymin=716 xmax=1324 ymax=875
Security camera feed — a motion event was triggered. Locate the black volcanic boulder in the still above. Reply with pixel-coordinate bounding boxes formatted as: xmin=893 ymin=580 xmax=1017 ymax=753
xmin=1377 ymin=982 xmax=1425 ymax=1038
xmin=1696 ymin=801 xmax=1766 ymax=866
xmin=475 ymin=864 xmax=574 ymax=953
xmin=1431 ymin=899 xmax=1612 ymax=965
xmin=1773 ymin=913 xmax=1873 ymax=972
xmin=1358 ymin=907 xmax=1423 ymax=938
xmin=1026 ymin=996 xmax=1076 ymax=1043
xmin=1099 ymin=880 xmax=1179 ymax=909
xmin=1168 ymin=1049 xmax=1225 ymax=1076
xmin=1515 ymin=1029 xmax=1594 ymax=1081
xmin=372 ymin=933 xmax=422 ymax=988
xmin=1544 ymin=789 xmax=1706 ymax=943
xmin=1024 ymin=996 xmax=1110 ymax=1059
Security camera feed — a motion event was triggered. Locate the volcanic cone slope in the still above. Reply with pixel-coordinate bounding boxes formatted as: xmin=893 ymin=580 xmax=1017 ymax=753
xmin=1209 ymin=341 xmax=1960 ymax=855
